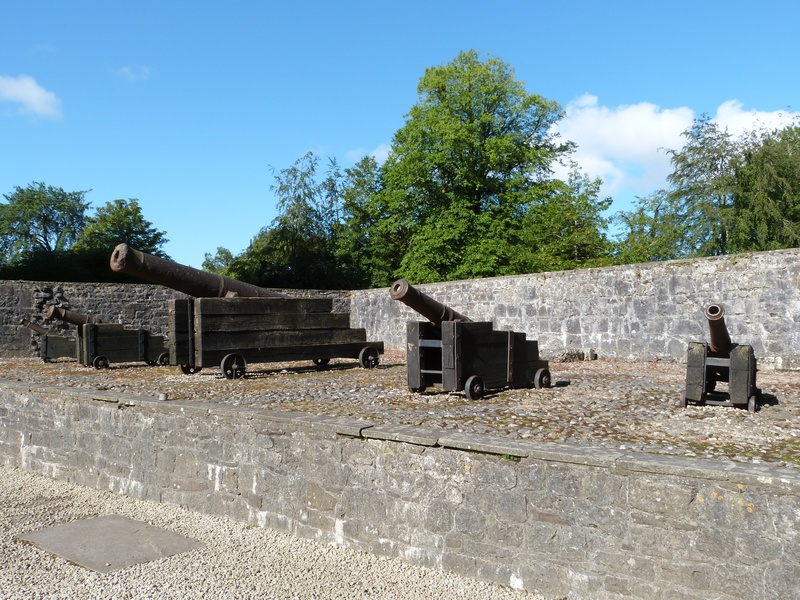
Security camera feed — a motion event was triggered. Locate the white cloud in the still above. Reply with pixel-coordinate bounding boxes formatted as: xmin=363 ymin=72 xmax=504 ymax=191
xmin=553 ymin=95 xmax=800 ymax=209
xmin=112 ymin=65 xmax=151 ymax=83
xmin=0 ymin=74 xmax=62 ymax=119
xmin=345 ymin=143 xmax=391 ymax=165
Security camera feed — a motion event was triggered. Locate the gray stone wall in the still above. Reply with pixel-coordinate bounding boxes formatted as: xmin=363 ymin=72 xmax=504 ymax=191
xmin=351 ymin=249 xmax=800 ymax=369
xmin=0 ymin=281 xmax=186 ymax=357
xmin=1 ymin=382 xmax=797 ymax=599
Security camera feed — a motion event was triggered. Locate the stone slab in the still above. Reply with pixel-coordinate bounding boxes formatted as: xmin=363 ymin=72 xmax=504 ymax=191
xmin=362 ymin=424 xmax=441 ymax=446
xmin=17 ymin=514 xmax=204 ymax=573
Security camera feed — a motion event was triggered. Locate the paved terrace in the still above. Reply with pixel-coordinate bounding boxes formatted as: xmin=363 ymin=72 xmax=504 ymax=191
xmin=1 ymin=352 xmax=798 ymax=468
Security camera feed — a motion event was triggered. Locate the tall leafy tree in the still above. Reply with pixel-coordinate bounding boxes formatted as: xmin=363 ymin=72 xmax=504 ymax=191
xmin=663 ymin=116 xmax=738 ymax=256
xmin=0 ymin=182 xmax=89 ymax=264
xmin=373 ymin=49 xmax=573 ymax=284
xmin=72 ymin=198 xmax=169 ymax=257
xmin=730 ymin=124 xmax=800 ymax=251
xmin=613 ymin=190 xmax=692 ymax=264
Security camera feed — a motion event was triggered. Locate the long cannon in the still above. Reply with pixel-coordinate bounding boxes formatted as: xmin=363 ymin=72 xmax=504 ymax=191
xmin=20 ymin=317 xmax=50 ymax=336
xmin=47 ymin=305 xmax=104 ymax=326
xmin=390 ymin=279 xmax=471 ymax=327
xmin=704 ymin=303 xmax=732 ymax=355
xmin=110 ymin=243 xmax=286 ymax=298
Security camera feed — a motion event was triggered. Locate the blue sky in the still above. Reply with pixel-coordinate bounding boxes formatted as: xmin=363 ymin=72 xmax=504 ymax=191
xmin=2 ymin=1 xmax=798 ymax=268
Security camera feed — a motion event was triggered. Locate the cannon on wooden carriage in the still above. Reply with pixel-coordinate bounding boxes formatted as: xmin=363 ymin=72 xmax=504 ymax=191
xmin=20 ymin=316 xmax=77 ymax=362
xmin=46 ymin=305 xmax=168 ymax=369
xmin=680 ymin=304 xmax=760 ymax=412
xmin=390 ymin=279 xmax=550 ymax=400
xmin=110 ymin=244 xmax=384 ymax=377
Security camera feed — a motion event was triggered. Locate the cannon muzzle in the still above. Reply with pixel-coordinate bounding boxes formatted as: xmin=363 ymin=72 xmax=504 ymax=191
xmin=47 ymin=306 xmax=104 ymax=326
xmin=20 ymin=317 xmax=49 ymax=335
xmin=110 ymin=243 xmax=286 ymax=298
xmin=390 ymin=279 xmax=471 ymax=327
xmin=704 ymin=303 xmax=732 ymax=355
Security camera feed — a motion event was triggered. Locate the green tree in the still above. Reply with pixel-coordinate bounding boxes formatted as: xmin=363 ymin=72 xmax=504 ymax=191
xmin=371 ymin=49 xmax=573 ymax=284
xmin=730 ymin=124 xmax=800 ymax=251
xmin=227 ymin=153 xmax=347 ymax=289
xmin=202 ymin=247 xmax=235 ymax=275
xmin=613 ymin=190 xmax=690 ymax=264
xmin=0 ymin=182 xmax=90 ymax=264
xmin=72 ymin=198 xmax=169 ymax=257
xmin=518 ymin=170 xmax=613 ymax=273
xmin=663 ymin=116 xmax=738 ymax=256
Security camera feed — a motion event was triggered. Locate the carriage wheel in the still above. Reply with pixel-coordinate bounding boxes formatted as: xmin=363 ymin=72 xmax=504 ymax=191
xmin=179 ymin=364 xmax=201 ymax=375
xmin=92 ymin=355 xmax=110 ymax=370
xmin=313 ymin=358 xmax=330 ymax=367
xmin=221 ymin=353 xmax=246 ymax=380
xmin=534 ymin=368 xmax=551 ymax=389
xmin=158 ymin=352 xmax=170 ymax=366
xmin=358 ymin=346 xmax=379 ymax=369
xmin=465 ymin=375 xmax=485 ymax=400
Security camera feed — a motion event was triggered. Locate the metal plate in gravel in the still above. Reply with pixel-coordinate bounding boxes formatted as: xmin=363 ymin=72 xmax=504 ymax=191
xmin=17 ymin=514 xmax=204 ymax=572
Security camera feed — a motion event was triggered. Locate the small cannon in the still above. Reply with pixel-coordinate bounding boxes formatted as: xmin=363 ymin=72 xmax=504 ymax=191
xmin=391 ymin=279 xmax=550 ymax=400
xmin=46 ymin=305 xmax=104 ymax=325
xmin=681 ymin=304 xmax=760 ymax=412
xmin=110 ymin=243 xmax=286 ymax=298
xmin=20 ymin=317 xmax=50 ymax=336
xmin=46 ymin=304 xmax=167 ymax=369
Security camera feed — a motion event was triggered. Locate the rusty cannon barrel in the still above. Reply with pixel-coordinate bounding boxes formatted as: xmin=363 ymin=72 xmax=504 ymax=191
xmin=47 ymin=305 xmax=104 ymax=326
xmin=390 ymin=279 xmax=472 ymax=327
xmin=20 ymin=317 xmax=50 ymax=335
xmin=110 ymin=243 xmax=286 ymax=298
xmin=704 ymin=303 xmax=732 ymax=355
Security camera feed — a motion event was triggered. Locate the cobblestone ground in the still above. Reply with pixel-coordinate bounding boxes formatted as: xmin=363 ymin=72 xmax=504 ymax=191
xmin=1 ymin=352 xmax=798 ymax=468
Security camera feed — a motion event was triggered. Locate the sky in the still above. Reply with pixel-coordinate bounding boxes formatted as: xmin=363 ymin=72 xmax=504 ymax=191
xmin=2 ymin=1 xmax=798 ymax=268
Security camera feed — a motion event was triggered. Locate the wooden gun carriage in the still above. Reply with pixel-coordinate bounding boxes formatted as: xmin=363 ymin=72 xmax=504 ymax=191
xmin=46 ymin=306 xmax=168 ymax=369
xmin=680 ymin=304 xmax=760 ymax=412
xmin=390 ymin=279 xmax=550 ymax=400
xmin=20 ymin=317 xmax=78 ymax=362
xmin=169 ymin=297 xmax=383 ymax=378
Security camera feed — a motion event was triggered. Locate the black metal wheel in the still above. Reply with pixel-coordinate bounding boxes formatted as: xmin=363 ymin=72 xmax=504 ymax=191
xmin=679 ymin=390 xmax=688 ymax=409
xmin=179 ymin=364 xmax=201 ymax=375
xmin=465 ymin=375 xmax=485 ymax=400
xmin=92 ymin=355 xmax=109 ymax=370
xmin=534 ymin=368 xmax=551 ymax=389
xmin=358 ymin=346 xmax=379 ymax=369
xmin=221 ymin=353 xmax=246 ymax=380
xmin=747 ymin=395 xmax=757 ymax=413
xmin=409 ymin=386 xmax=427 ymax=393
xmin=313 ymin=358 xmax=330 ymax=367
xmin=158 ymin=352 xmax=170 ymax=366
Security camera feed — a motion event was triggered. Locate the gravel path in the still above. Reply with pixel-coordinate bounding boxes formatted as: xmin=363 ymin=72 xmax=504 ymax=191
xmin=0 ymin=465 xmax=537 ymax=599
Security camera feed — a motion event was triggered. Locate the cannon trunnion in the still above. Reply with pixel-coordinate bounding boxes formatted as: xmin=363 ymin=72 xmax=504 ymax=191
xmin=681 ymin=304 xmax=760 ymax=412
xmin=392 ymin=280 xmax=550 ymax=400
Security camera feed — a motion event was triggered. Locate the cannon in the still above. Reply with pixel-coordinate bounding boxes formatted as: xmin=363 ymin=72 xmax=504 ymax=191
xmin=390 ymin=279 xmax=550 ymax=400
xmin=20 ymin=316 xmax=77 ymax=362
xmin=681 ymin=304 xmax=760 ymax=412
xmin=46 ymin=305 xmax=168 ymax=369
xmin=110 ymin=243 xmax=286 ymax=298
xmin=46 ymin=305 xmax=104 ymax=325
xmin=20 ymin=317 xmax=50 ymax=336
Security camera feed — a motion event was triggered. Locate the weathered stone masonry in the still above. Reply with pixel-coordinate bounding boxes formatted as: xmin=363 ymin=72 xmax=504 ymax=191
xmin=1 ymin=383 xmax=798 ymax=599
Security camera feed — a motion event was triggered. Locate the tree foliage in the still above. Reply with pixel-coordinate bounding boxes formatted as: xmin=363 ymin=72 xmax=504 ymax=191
xmin=0 ymin=182 xmax=90 ymax=265
xmin=72 ymin=198 xmax=169 ymax=257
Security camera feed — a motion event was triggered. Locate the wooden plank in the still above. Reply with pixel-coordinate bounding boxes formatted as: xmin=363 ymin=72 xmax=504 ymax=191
xmin=169 ymin=299 xmax=193 ymax=366
xmin=195 ymin=297 xmax=334 ymax=316
xmin=196 ymin=342 xmax=384 ymax=369
xmin=196 ymin=312 xmax=351 ymax=333
xmin=197 ymin=327 xmax=368 ymax=353
xmin=40 ymin=335 xmax=77 ymax=360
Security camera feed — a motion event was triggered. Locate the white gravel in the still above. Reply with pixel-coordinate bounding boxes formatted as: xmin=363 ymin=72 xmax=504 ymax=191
xmin=0 ymin=465 xmax=538 ymax=599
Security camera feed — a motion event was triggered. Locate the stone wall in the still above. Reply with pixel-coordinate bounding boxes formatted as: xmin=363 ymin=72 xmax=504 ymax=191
xmin=1 ymin=382 xmax=797 ymax=599
xmin=351 ymin=249 xmax=800 ymax=369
